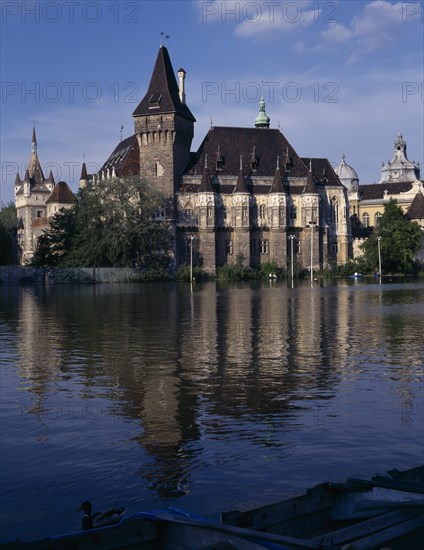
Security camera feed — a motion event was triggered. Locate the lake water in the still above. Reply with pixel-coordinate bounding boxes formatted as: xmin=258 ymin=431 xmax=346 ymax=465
xmin=0 ymin=279 xmax=423 ymax=541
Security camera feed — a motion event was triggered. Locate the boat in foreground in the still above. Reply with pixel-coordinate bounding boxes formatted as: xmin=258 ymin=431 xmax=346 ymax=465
xmin=2 ymin=465 xmax=423 ymax=549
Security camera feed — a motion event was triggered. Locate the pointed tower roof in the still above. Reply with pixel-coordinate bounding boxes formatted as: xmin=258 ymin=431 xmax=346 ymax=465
xmin=254 ymin=94 xmax=270 ymax=129
xmin=80 ymin=161 xmax=88 ymax=180
xmin=15 ymin=172 xmax=21 ymax=186
xmin=46 ymin=181 xmax=77 ymax=205
xmin=303 ymin=160 xmax=318 ymax=194
xmin=32 ymin=126 xmax=37 ymax=149
xmin=24 ymin=169 xmax=31 ymax=183
xmin=199 ymin=155 xmax=214 ymax=192
xmin=132 ymin=45 xmax=195 ymax=121
xmin=27 ymin=127 xmax=45 ymax=185
xmin=46 ymin=170 xmax=55 ymax=185
xmin=270 ymin=157 xmax=285 ymax=193
xmin=233 ymin=156 xmax=250 ymax=193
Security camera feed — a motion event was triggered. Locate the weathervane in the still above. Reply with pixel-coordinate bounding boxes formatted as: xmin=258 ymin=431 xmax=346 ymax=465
xmin=160 ymin=32 xmax=170 ymax=46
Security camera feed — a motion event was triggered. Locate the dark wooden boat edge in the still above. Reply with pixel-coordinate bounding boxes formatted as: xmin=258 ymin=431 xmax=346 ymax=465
xmin=1 ymin=465 xmax=423 ymax=550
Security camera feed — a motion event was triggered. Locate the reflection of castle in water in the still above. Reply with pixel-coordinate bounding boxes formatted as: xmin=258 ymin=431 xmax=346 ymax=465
xmin=8 ymin=283 xmax=423 ymax=497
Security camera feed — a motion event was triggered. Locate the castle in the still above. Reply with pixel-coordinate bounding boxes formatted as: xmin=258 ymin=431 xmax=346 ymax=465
xmin=15 ymin=46 xmax=424 ymax=270
xmin=14 ymin=127 xmax=76 ymax=264
xmin=79 ymin=45 xmax=352 ymax=274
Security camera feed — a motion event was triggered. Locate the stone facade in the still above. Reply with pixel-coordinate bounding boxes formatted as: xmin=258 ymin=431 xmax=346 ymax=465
xmin=82 ymin=45 xmax=352 ymax=274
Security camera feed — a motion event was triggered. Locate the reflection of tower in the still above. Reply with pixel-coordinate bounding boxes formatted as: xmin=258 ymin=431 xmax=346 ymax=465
xmin=15 ymin=289 xmax=62 ymax=421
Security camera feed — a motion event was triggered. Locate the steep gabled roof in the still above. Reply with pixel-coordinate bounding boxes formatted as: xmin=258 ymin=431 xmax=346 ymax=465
xmin=301 ymin=158 xmax=342 ymax=186
xmin=359 ymin=181 xmax=413 ymax=200
xmin=99 ymin=134 xmax=140 ymax=179
xmin=406 ymin=191 xmax=424 ymax=220
xmin=132 ymin=46 xmax=195 ymax=121
xmin=184 ymin=127 xmax=308 ymax=178
xmin=46 ymin=181 xmax=77 ymax=204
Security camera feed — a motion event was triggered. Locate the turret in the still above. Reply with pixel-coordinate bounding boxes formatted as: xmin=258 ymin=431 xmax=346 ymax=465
xmin=177 ymin=67 xmax=186 ymax=104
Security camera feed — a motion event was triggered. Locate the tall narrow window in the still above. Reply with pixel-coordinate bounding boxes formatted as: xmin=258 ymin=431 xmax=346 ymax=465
xmin=260 ymin=240 xmax=269 ymax=255
xmin=362 ymin=212 xmax=370 ymax=228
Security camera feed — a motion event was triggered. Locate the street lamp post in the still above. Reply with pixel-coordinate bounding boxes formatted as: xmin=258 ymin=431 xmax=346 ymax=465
xmin=288 ymin=234 xmax=296 ymax=287
xmin=309 ymin=221 xmax=316 ymax=287
xmin=189 ymin=236 xmax=194 ymax=283
xmin=377 ymin=236 xmax=382 ymax=284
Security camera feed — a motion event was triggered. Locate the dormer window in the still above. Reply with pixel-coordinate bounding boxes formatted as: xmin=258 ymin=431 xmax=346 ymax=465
xmin=284 ymin=147 xmax=292 ymax=173
xmin=216 ymin=146 xmax=224 ymax=170
xmin=148 ymin=93 xmax=162 ymax=109
xmin=250 ymin=146 xmax=258 ymax=171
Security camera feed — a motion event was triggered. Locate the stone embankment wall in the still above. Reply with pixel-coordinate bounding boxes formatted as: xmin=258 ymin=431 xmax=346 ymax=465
xmin=0 ymin=267 xmax=144 ymax=285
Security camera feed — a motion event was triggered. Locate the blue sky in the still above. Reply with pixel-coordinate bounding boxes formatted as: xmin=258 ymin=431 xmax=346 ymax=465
xmin=1 ymin=0 xmax=423 ymax=205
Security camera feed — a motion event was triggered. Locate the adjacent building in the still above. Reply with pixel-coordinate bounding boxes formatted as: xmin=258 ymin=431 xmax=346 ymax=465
xmin=335 ymin=133 xmax=424 ymax=256
xmin=14 ymin=128 xmax=76 ymax=264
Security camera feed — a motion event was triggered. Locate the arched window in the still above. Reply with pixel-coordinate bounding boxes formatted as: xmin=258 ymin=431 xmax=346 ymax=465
xmin=330 ymin=196 xmax=339 ymax=223
xmin=259 ymin=204 xmax=266 ymax=220
xmin=362 ymin=212 xmax=370 ymax=228
xmin=375 ymin=212 xmax=382 ymax=226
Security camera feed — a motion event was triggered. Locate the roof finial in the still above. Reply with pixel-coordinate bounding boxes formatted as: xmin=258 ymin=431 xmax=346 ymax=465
xmin=210 ymin=115 xmax=213 ymax=129
xmin=309 ymin=158 xmax=312 ymax=172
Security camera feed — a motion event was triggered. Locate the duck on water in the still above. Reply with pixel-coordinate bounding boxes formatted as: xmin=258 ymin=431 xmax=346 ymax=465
xmin=77 ymin=501 xmax=125 ymax=530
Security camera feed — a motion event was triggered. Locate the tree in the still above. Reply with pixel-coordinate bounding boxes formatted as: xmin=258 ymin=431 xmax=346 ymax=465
xmin=360 ymin=198 xmax=422 ymax=274
xmin=33 ymin=207 xmax=77 ymax=267
xmin=0 ymin=203 xmax=18 ymax=265
xmin=33 ymin=176 xmax=173 ymax=272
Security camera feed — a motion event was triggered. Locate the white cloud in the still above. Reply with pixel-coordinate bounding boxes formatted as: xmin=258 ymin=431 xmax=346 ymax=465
xmin=194 ymin=0 xmax=320 ymax=36
xmin=321 ymin=1 xmax=422 ymax=61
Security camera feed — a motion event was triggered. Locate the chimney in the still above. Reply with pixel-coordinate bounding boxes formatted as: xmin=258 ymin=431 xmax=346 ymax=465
xmin=178 ymin=67 xmax=186 ymax=104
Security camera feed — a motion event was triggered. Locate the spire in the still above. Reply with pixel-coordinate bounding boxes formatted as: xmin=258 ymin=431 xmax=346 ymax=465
xmin=80 ymin=161 xmax=88 ymax=180
xmin=303 ymin=159 xmax=318 ymax=194
xmin=270 ymin=156 xmax=285 ymax=193
xmin=27 ymin=126 xmax=45 ymax=184
xmin=15 ymin=172 xmax=21 ymax=186
xmin=132 ymin=45 xmax=195 ymax=121
xmin=24 ymin=169 xmax=31 ymax=183
xmin=234 ymin=156 xmax=249 ymax=193
xmin=199 ymin=155 xmax=214 ymax=192
xmin=254 ymin=89 xmax=270 ymax=129
xmin=32 ymin=125 xmax=37 ymax=154
xmin=47 ymin=170 xmax=55 ymax=185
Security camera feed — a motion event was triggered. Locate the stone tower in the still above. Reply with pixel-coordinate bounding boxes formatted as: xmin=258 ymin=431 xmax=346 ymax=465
xmin=132 ymin=46 xmax=196 ymax=205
